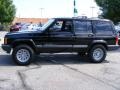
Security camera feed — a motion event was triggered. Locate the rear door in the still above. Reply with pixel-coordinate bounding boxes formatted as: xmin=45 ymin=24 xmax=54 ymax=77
xmin=73 ymin=20 xmax=94 ymax=51
xmin=93 ymin=20 xmax=116 ymax=45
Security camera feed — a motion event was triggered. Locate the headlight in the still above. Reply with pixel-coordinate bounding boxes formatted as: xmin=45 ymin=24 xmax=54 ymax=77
xmin=4 ymin=38 xmax=8 ymax=44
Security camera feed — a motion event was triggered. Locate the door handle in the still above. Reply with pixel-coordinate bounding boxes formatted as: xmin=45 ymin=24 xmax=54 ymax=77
xmin=88 ymin=34 xmax=94 ymax=37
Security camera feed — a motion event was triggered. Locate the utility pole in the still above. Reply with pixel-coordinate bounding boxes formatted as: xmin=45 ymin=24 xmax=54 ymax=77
xmin=40 ymin=8 xmax=44 ymax=24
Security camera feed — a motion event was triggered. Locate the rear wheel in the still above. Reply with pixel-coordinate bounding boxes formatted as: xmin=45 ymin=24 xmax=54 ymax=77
xmin=88 ymin=45 xmax=106 ymax=63
xmin=12 ymin=45 xmax=35 ymax=65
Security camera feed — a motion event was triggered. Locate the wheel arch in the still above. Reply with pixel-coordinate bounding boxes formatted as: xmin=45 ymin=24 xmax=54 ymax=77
xmin=88 ymin=40 xmax=108 ymax=51
xmin=11 ymin=39 xmax=37 ymax=53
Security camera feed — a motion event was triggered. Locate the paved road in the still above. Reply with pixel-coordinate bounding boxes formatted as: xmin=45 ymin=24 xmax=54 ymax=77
xmin=0 ymin=48 xmax=120 ymax=90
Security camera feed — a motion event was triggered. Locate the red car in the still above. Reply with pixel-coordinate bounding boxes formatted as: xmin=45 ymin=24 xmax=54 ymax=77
xmin=10 ymin=23 xmax=21 ymax=32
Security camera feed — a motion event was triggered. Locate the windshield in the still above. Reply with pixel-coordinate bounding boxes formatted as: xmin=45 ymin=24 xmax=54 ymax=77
xmin=41 ymin=19 xmax=55 ymax=30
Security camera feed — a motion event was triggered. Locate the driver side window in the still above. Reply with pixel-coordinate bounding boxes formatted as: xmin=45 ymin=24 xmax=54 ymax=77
xmin=49 ymin=20 xmax=73 ymax=33
xmin=50 ymin=20 xmax=63 ymax=32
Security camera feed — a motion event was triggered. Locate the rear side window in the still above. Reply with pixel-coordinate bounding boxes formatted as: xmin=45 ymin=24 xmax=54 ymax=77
xmin=93 ymin=21 xmax=113 ymax=35
xmin=74 ymin=20 xmax=92 ymax=34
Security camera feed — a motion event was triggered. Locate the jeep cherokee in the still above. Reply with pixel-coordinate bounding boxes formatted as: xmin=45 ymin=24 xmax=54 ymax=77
xmin=2 ymin=18 xmax=119 ymax=65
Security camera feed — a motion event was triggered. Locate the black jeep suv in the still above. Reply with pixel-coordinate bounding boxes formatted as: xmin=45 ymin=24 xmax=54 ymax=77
xmin=2 ymin=18 xmax=119 ymax=65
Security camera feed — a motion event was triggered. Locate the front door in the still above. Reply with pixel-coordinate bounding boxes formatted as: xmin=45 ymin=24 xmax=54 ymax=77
xmin=42 ymin=19 xmax=74 ymax=52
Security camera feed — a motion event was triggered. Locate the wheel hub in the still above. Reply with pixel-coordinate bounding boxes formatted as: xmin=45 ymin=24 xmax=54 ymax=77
xmin=16 ymin=49 xmax=30 ymax=63
xmin=93 ymin=48 xmax=104 ymax=61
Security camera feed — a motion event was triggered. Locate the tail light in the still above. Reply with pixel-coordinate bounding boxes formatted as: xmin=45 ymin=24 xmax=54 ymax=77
xmin=116 ymin=36 xmax=119 ymax=45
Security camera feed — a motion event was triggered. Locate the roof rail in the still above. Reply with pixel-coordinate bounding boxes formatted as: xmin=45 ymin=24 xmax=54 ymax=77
xmin=72 ymin=16 xmax=87 ymax=19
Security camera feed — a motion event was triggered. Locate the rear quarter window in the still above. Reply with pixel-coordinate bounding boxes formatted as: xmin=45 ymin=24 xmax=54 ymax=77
xmin=93 ymin=21 xmax=114 ymax=35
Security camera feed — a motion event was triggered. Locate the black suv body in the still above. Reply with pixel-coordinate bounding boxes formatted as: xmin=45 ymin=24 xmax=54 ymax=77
xmin=2 ymin=18 xmax=119 ymax=65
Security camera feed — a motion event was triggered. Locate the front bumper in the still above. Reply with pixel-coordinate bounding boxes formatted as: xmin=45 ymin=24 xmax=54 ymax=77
xmin=108 ymin=45 xmax=120 ymax=51
xmin=2 ymin=44 xmax=12 ymax=53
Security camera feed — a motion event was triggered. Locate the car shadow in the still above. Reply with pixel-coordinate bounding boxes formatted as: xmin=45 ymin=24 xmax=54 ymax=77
xmin=0 ymin=55 xmax=15 ymax=66
xmin=0 ymin=53 xmax=109 ymax=66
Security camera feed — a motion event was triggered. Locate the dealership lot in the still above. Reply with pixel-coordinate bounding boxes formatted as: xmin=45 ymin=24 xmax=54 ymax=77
xmin=0 ymin=48 xmax=120 ymax=90
xmin=0 ymin=31 xmax=120 ymax=90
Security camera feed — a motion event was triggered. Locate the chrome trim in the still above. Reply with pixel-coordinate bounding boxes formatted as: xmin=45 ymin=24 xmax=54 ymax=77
xmin=36 ymin=45 xmax=88 ymax=48
xmin=36 ymin=45 xmax=42 ymax=47
xmin=37 ymin=45 xmax=72 ymax=48
xmin=74 ymin=45 xmax=88 ymax=48
xmin=108 ymin=45 xmax=119 ymax=47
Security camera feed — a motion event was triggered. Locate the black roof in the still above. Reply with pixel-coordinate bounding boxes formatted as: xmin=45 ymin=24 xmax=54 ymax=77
xmin=53 ymin=17 xmax=111 ymax=22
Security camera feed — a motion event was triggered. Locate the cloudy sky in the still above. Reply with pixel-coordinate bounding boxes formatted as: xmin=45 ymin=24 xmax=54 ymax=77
xmin=13 ymin=0 xmax=100 ymax=18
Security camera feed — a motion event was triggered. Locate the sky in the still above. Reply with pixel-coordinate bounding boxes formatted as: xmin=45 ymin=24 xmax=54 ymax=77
xmin=13 ymin=0 xmax=100 ymax=18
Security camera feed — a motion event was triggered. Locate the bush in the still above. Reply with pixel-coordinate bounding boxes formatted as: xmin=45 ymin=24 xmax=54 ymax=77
xmin=0 ymin=23 xmax=10 ymax=31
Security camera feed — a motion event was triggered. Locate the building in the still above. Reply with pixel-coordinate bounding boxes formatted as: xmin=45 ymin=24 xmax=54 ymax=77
xmin=13 ymin=17 xmax=49 ymax=24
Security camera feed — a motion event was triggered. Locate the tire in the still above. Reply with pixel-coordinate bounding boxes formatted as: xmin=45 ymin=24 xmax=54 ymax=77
xmin=12 ymin=45 xmax=35 ymax=65
xmin=88 ymin=45 xmax=106 ymax=63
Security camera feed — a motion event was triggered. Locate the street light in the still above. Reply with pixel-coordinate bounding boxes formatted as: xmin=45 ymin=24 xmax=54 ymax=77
xmin=39 ymin=8 xmax=44 ymax=24
xmin=90 ymin=6 xmax=95 ymax=18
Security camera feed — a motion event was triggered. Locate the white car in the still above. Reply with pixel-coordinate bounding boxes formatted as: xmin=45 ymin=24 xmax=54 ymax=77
xmin=20 ymin=23 xmax=42 ymax=31
xmin=115 ymin=25 xmax=120 ymax=37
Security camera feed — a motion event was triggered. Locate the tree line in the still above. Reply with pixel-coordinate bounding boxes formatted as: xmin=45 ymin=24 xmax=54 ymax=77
xmin=95 ymin=0 xmax=120 ymax=24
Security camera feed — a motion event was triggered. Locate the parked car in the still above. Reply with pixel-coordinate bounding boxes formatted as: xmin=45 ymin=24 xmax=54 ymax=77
xmin=10 ymin=23 xmax=21 ymax=32
xmin=2 ymin=18 xmax=119 ymax=65
xmin=115 ymin=25 xmax=120 ymax=37
xmin=115 ymin=25 xmax=120 ymax=45
xmin=117 ymin=31 xmax=120 ymax=37
xmin=27 ymin=23 xmax=41 ymax=30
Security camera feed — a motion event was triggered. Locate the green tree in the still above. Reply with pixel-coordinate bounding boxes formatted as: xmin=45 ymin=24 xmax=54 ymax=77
xmin=0 ymin=0 xmax=16 ymax=24
xmin=95 ymin=0 xmax=120 ymax=24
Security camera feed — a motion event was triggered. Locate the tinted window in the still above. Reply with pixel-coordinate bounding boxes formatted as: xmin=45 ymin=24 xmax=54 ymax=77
xmin=74 ymin=20 xmax=92 ymax=33
xmin=94 ymin=21 xmax=113 ymax=34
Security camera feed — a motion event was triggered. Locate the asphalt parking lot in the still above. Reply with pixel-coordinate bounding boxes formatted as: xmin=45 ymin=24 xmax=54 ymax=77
xmin=0 ymin=32 xmax=120 ymax=90
xmin=0 ymin=48 xmax=120 ymax=90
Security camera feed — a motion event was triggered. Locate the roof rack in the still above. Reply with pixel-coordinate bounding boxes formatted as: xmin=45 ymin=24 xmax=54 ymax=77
xmin=72 ymin=16 xmax=88 ymax=19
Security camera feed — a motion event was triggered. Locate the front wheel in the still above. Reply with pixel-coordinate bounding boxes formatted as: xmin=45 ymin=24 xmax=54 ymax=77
xmin=88 ymin=45 xmax=106 ymax=63
xmin=12 ymin=45 xmax=35 ymax=65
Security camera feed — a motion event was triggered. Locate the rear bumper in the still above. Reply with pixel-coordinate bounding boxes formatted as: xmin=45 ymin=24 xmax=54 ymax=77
xmin=2 ymin=44 xmax=12 ymax=53
xmin=108 ymin=45 xmax=120 ymax=51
